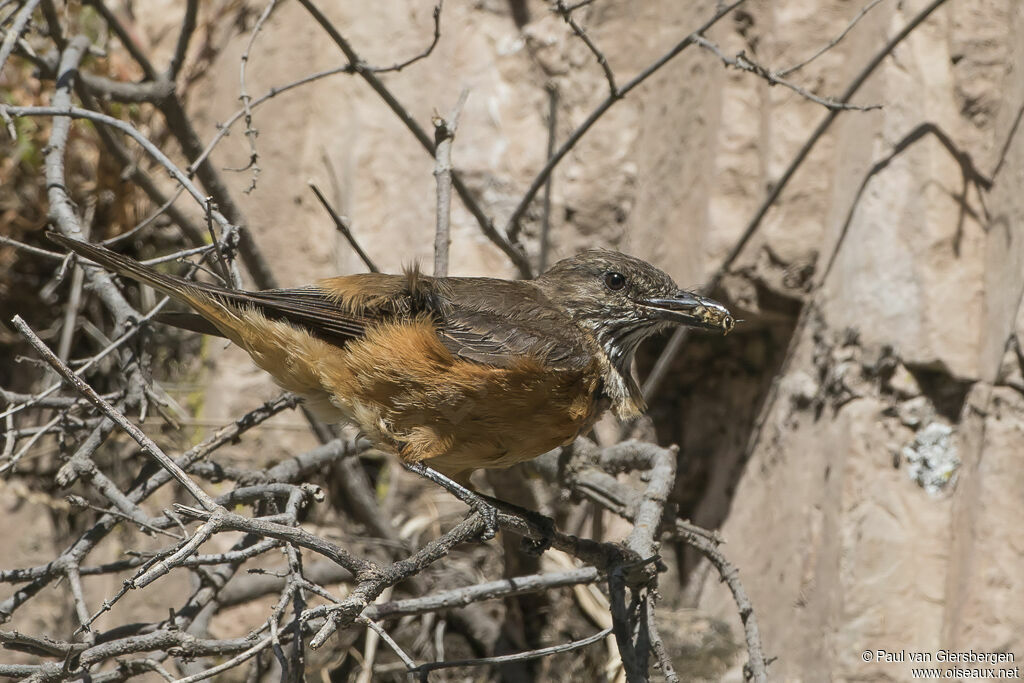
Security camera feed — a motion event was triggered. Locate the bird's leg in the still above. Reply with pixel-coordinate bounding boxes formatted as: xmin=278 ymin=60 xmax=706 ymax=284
xmin=403 ymin=462 xmax=499 ymax=541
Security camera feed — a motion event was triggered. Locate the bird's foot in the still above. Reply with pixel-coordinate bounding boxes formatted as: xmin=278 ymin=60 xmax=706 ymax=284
xmin=403 ymin=462 xmax=500 ymax=541
xmin=475 ymin=492 xmax=555 ymax=554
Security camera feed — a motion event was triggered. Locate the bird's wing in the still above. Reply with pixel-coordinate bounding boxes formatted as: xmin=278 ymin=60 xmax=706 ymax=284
xmin=433 ymin=278 xmax=592 ymax=370
xmin=437 ymin=308 xmax=587 ymax=368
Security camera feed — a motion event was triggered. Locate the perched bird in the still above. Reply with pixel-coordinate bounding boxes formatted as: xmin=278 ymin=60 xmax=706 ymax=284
xmin=49 ymin=233 xmax=734 ymax=486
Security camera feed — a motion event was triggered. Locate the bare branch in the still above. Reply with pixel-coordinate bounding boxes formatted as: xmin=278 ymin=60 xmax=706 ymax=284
xmin=692 ymin=35 xmax=881 ymax=112
xmin=12 ymin=316 xmax=219 ymax=512
xmin=411 ymin=626 xmax=613 ymax=677
xmin=0 ymin=234 xmax=64 ymax=260
xmin=538 ymin=83 xmax=559 ymax=272
xmin=0 ymin=0 xmax=41 ymax=75
xmin=190 ymin=66 xmax=355 ymax=173
xmin=433 ymin=88 xmax=470 ymax=277
xmin=296 ymin=0 xmax=533 ymax=277
xmin=166 ymin=0 xmax=199 ymax=80
xmin=776 ymin=0 xmax=887 ymax=77
xmin=367 ymin=567 xmax=600 ymax=619
xmin=504 ymin=0 xmax=748 ymax=243
xmin=554 ymin=0 xmax=617 ymax=96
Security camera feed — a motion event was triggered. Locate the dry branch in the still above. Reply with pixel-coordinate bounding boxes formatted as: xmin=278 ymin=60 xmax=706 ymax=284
xmin=504 ymin=0 xmax=748 ymax=244
xmin=296 ymin=0 xmax=533 ymax=277
xmin=433 ymin=88 xmax=469 ymax=277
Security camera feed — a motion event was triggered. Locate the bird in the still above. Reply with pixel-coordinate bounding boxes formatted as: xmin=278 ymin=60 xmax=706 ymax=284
xmin=49 ymin=233 xmax=734 ymax=491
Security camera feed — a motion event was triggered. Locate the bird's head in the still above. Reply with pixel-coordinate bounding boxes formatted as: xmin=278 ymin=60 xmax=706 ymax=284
xmin=536 ymin=250 xmax=734 ymax=414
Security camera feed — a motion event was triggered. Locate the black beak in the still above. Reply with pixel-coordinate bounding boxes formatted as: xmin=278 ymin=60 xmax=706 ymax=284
xmin=641 ymin=291 xmax=736 ymax=334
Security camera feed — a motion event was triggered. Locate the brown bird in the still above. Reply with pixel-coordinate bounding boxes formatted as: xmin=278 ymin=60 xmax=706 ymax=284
xmin=49 ymin=233 xmax=733 ymax=500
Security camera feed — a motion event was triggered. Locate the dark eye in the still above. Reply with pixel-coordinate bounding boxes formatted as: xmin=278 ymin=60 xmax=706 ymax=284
xmin=604 ymin=271 xmax=626 ymax=291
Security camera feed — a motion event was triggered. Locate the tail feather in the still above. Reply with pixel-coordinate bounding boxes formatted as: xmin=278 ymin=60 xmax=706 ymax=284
xmin=48 ymin=232 xmax=213 ymax=307
xmin=153 ymin=312 xmax=228 ymax=338
xmin=46 ymin=233 xmax=369 ymax=349
xmin=47 ymin=232 xmax=243 ymax=338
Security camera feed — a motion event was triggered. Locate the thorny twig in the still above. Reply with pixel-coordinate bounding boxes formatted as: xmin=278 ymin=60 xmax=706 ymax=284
xmin=554 ymin=1 xmax=617 ymax=96
xmin=232 ymin=0 xmax=279 ymax=192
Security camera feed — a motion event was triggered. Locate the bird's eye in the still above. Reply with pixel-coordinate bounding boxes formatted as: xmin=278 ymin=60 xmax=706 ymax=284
xmin=604 ymin=271 xmax=626 ymax=291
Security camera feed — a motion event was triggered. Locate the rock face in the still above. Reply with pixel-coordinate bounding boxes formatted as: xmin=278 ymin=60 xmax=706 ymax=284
xmin=138 ymin=0 xmax=1023 ymax=678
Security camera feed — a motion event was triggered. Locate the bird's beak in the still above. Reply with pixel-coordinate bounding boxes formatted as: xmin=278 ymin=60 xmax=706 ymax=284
xmin=641 ymin=292 xmax=736 ymax=334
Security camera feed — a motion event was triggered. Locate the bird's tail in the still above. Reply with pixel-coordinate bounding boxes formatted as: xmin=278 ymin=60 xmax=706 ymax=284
xmin=47 ymin=232 xmax=235 ymax=336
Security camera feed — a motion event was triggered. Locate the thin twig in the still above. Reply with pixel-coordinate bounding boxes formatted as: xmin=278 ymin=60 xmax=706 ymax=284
xmin=165 ymin=0 xmax=199 ymax=80
xmin=171 ymin=635 xmax=273 ymax=683
xmin=505 ymin=0 xmax=748 ymax=243
xmin=0 ymin=235 xmax=64 ymax=260
xmin=538 ymin=83 xmax=559 ymax=272
xmin=366 ymin=567 xmax=601 ymax=619
xmin=191 ymin=66 xmax=356 ymax=174
xmin=775 ymin=0 xmax=887 ymax=77
xmin=296 ymin=0 xmax=532 ymax=277
xmin=308 ymin=183 xmax=379 ymax=272
xmin=692 ymin=35 xmax=881 ymax=112
xmin=367 ymin=0 xmax=443 ymax=73
xmin=233 ymin=0 xmax=279 ymax=191
xmin=12 ymin=316 xmax=219 ymax=512
xmin=645 ymin=595 xmax=679 ymax=683
xmin=358 ymin=616 xmax=417 ymax=670
xmin=554 ymin=0 xmax=617 ymax=96
xmin=410 ymin=627 xmax=613 ymax=677
xmin=100 ymin=186 xmax=188 ymax=247
xmin=673 ymin=521 xmax=767 ymax=682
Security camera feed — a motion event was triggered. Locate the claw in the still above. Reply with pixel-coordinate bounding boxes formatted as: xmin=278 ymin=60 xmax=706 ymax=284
xmin=472 ymin=499 xmax=499 ymax=541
